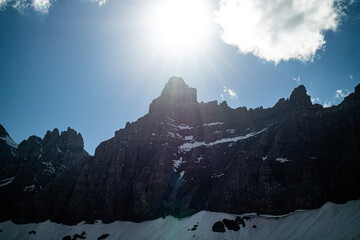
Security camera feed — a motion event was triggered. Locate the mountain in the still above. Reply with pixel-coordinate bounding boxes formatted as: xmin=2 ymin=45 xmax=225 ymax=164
xmin=0 ymin=127 xmax=89 ymax=222
xmin=0 ymin=77 xmax=359 ymax=225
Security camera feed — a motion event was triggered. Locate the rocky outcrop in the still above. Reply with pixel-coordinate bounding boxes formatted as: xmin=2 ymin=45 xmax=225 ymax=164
xmin=289 ymin=84 xmax=312 ymax=107
xmin=1 ymin=78 xmax=360 ymax=225
xmin=0 ymin=127 xmax=88 ymax=222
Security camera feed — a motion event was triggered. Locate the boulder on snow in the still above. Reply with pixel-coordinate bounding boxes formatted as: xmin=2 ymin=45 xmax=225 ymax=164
xmin=212 ymin=221 xmax=225 ymax=233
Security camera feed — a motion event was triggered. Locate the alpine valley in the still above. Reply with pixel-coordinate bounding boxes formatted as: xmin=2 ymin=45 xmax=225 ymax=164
xmin=1 ymin=77 xmax=360 ymax=239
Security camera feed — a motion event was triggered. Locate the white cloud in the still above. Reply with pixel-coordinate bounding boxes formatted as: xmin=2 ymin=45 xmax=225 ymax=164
xmin=0 ymin=0 xmax=12 ymax=9
xmin=223 ymin=86 xmax=237 ymax=98
xmin=215 ymin=0 xmax=344 ymax=63
xmin=90 ymin=0 xmax=107 ymax=6
xmin=0 ymin=0 xmax=107 ymax=13
xmin=322 ymin=88 xmax=350 ymax=107
xmin=311 ymin=97 xmax=320 ymax=104
xmin=292 ymin=76 xmax=301 ymax=85
xmin=335 ymin=89 xmax=349 ymax=99
xmin=32 ymin=0 xmax=50 ymax=13
xmin=12 ymin=0 xmax=29 ymax=12
xmin=323 ymin=101 xmax=333 ymax=108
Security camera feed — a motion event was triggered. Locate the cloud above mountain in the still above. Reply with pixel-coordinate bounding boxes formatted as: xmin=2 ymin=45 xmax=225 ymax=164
xmin=215 ymin=0 xmax=346 ymax=64
xmin=221 ymin=86 xmax=238 ymax=100
xmin=0 ymin=0 xmax=107 ymax=13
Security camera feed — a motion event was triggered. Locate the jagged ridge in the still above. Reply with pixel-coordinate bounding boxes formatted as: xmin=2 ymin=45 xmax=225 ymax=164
xmin=1 ymin=77 xmax=360 ymax=225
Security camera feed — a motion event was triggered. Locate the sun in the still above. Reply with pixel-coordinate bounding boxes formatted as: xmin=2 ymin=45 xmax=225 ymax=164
xmin=147 ymin=0 xmax=212 ymax=54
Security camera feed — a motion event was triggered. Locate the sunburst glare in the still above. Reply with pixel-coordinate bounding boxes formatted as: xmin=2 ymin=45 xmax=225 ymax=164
xmin=146 ymin=0 xmax=212 ymax=55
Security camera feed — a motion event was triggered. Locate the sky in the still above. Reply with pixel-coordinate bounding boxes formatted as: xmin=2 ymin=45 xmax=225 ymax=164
xmin=0 ymin=0 xmax=359 ymax=154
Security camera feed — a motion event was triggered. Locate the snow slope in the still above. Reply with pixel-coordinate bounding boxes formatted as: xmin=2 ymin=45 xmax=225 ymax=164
xmin=0 ymin=200 xmax=359 ymax=240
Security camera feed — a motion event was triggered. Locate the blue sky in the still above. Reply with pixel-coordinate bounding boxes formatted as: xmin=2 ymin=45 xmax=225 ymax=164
xmin=0 ymin=0 xmax=359 ymax=154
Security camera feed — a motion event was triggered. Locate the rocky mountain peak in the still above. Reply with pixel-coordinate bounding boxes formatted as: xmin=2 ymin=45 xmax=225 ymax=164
xmin=59 ymin=127 xmax=84 ymax=153
xmin=148 ymin=77 xmax=199 ymax=122
xmin=17 ymin=135 xmax=42 ymax=158
xmin=289 ymin=85 xmax=312 ymax=107
xmin=160 ymin=76 xmax=197 ymax=104
xmin=43 ymin=128 xmax=60 ymax=150
xmin=0 ymin=124 xmax=9 ymax=138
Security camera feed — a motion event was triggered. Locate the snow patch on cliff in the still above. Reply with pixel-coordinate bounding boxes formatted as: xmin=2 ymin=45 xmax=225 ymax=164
xmin=179 ymin=128 xmax=267 ymax=152
xmin=276 ymin=158 xmax=291 ymax=163
xmin=173 ymin=157 xmax=183 ymax=172
xmin=0 ymin=176 xmax=15 ymax=187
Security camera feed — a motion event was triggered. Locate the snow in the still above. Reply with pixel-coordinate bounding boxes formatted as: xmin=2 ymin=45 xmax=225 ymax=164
xmin=23 ymin=185 xmax=35 ymax=192
xmin=164 ymin=116 xmax=193 ymax=130
xmin=0 ymin=176 xmax=15 ymax=187
xmin=57 ymin=147 xmax=63 ymax=154
xmin=262 ymin=156 xmax=267 ymax=161
xmin=276 ymin=158 xmax=290 ymax=163
xmin=152 ymin=133 xmax=155 ymax=136
xmin=0 ymin=200 xmax=359 ymax=240
xmin=172 ymin=157 xmax=183 ymax=172
xmin=179 ymin=171 xmax=185 ymax=179
xmin=226 ymin=129 xmax=235 ymax=133
xmin=177 ymin=124 xmax=193 ymax=130
xmin=179 ymin=128 xmax=267 ymax=152
xmin=0 ymin=135 xmax=18 ymax=148
xmin=179 ymin=141 xmax=206 ymax=152
xmin=211 ymin=172 xmax=224 ymax=178
xmin=184 ymin=136 xmax=193 ymax=141
xmin=203 ymin=122 xmax=224 ymax=127
xmin=167 ymin=132 xmax=175 ymax=138
xmin=166 ymin=116 xmax=175 ymax=122
xmin=42 ymin=161 xmax=56 ymax=175
xmin=195 ymin=156 xmax=203 ymax=163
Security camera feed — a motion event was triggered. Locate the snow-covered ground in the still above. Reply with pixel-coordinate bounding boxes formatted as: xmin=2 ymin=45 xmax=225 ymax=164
xmin=0 ymin=200 xmax=359 ymax=240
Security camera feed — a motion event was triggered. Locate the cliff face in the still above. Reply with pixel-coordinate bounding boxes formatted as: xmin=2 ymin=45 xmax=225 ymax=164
xmin=0 ymin=127 xmax=89 ymax=223
xmin=1 ymin=77 xmax=360 ymax=224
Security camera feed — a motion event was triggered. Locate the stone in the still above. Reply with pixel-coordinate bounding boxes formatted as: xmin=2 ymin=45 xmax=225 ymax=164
xmin=223 ymin=219 xmax=240 ymax=231
xmin=97 ymin=234 xmax=110 ymax=240
xmin=212 ymin=221 xmax=225 ymax=233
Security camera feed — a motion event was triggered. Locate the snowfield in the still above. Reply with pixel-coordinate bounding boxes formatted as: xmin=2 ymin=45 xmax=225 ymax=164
xmin=0 ymin=200 xmax=359 ymax=240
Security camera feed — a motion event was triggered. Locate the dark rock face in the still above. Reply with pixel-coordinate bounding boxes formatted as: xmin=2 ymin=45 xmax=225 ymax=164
xmin=160 ymin=76 xmax=197 ymax=104
xmin=0 ymin=127 xmax=88 ymax=223
xmin=1 ymin=78 xmax=360 ymax=225
xmin=0 ymin=126 xmax=17 ymax=176
xmin=289 ymin=85 xmax=312 ymax=107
